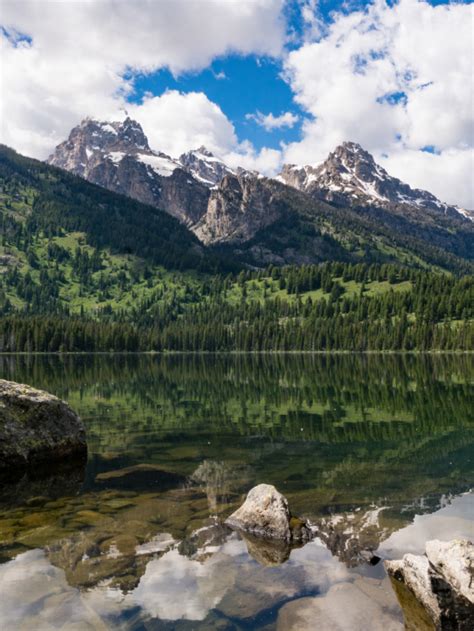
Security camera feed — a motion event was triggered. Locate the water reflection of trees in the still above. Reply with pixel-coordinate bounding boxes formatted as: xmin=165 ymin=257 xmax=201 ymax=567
xmin=0 ymin=353 xmax=472 ymax=580
xmin=2 ymin=354 xmax=473 ymax=503
xmin=1 ymin=354 xmax=472 ymax=441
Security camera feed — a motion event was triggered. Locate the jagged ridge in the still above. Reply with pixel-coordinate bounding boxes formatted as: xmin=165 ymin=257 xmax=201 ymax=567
xmin=277 ymin=141 xmax=472 ymax=221
xmin=46 ymin=119 xmax=474 ymax=271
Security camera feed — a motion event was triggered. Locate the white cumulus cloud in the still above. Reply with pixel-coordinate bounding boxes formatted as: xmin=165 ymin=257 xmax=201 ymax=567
xmin=128 ymin=91 xmax=238 ymax=158
xmin=0 ymin=0 xmax=285 ymax=159
xmin=282 ymin=0 xmax=474 ymax=208
xmin=224 ymin=143 xmax=283 ymax=175
xmin=246 ymin=110 xmax=299 ymax=130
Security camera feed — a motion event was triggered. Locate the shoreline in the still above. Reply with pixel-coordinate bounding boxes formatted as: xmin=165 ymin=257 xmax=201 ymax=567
xmin=0 ymin=350 xmax=473 ymax=356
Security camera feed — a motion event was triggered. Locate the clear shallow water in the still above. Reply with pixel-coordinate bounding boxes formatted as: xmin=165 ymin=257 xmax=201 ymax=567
xmin=0 ymin=354 xmax=473 ymax=630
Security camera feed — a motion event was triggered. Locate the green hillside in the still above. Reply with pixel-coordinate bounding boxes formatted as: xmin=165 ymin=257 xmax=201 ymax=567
xmin=0 ymin=145 xmax=473 ymax=352
xmin=217 ymin=179 xmax=474 ymax=274
xmin=0 ymin=144 xmax=227 ymax=273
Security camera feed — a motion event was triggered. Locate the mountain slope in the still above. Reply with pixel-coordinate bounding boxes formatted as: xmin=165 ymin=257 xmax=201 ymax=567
xmin=1 ymin=144 xmax=472 ymax=353
xmin=48 ymin=118 xmax=211 ymax=226
xmin=47 ymin=119 xmax=474 ymax=273
xmin=208 ymin=176 xmax=474 ymax=272
xmin=0 ymin=144 xmax=225 ymax=273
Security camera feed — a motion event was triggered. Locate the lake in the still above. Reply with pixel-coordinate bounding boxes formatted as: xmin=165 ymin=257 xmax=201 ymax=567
xmin=0 ymin=353 xmax=473 ymax=630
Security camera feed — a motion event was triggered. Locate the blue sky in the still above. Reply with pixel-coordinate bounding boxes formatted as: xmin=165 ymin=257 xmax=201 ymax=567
xmin=124 ymin=0 xmax=472 ymax=156
xmin=128 ymin=55 xmax=306 ymax=151
xmin=1 ymin=0 xmax=473 ymax=207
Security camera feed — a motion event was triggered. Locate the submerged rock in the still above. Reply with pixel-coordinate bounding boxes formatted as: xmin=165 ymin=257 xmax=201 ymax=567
xmin=0 ymin=379 xmax=87 ymax=473
xmin=225 ymin=483 xmax=313 ymax=543
xmin=95 ymin=464 xmax=186 ymax=492
xmin=386 ymin=538 xmax=474 ymax=630
xmin=0 ymin=460 xmax=86 ymax=507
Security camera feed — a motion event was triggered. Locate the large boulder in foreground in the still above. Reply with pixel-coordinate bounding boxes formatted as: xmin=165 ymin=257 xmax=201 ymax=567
xmin=386 ymin=538 xmax=474 ymax=630
xmin=225 ymin=483 xmax=312 ymax=543
xmin=0 ymin=379 xmax=87 ymax=472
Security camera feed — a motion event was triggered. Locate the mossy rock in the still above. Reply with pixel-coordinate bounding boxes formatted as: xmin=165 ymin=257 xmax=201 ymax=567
xmin=0 ymin=379 xmax=87 ymax=474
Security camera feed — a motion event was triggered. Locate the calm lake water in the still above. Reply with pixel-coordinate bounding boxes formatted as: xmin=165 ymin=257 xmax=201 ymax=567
xmin=0 ymin=354 xmax=473 ymax=630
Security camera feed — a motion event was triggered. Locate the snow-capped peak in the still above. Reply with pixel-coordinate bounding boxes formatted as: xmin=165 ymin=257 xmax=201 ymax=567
xmin=48 ymin=117 xmax=240 ymax=187
xmin=179 ymin=147 xmax=235 ymax=187
xmin=277 ymin=142 xmax=472 ymax=221
xmin=47 ymin=116 xmax=184 ymax=180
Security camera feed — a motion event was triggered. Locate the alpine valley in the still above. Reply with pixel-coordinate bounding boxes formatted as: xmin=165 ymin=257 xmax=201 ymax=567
xmin=0 ymin=117 xmax=473 ymax=352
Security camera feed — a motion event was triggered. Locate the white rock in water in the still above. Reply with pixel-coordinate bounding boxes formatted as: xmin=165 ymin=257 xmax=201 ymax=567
xmin=225 ymin=484 xmax=293 ymax=541
xmin=386 ymin=554 xmax=441 ymax=623
xmin=426 ymin=539 xmax=474 ymax=605
xmin=386 ymin=538 xmax=474 ymax=629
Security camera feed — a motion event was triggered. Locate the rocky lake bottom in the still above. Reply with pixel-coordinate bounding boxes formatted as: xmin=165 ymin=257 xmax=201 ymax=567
xmin=0 ymin=353 xmax=473 ymax=630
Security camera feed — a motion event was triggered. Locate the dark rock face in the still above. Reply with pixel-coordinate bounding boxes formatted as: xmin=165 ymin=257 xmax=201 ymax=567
xmin=386 ymin=539 xmax=474 ymax=630
xmin=158 ymin=167 xmax=210 ymax=226
xmin=0 ymin=379 xmax=87 ymax=472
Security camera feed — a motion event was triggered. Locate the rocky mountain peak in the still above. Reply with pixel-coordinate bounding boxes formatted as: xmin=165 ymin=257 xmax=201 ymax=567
xmin=315 ymin=140 xmax=393 ymax=203
xmin=277 ymin=142 xmax=471 ymax=220
xmin=178 ymin=146 xmax=235 ymax=187
xmin=116 ymin=117 xmax=150 ymax=151
xmin=48 ymin=117 xmax=156 ymax=178
xmin=195 ymin=146 xmax=215 ymax=157
xmin=327 ymin=141 xmax=381 ymax=175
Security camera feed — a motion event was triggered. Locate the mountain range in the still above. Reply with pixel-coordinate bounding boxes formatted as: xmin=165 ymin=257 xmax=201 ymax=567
xmin=47 ymin=117 xmax=474 ymax=271
xmin=1 ymin=138 xmax=472 ymax=351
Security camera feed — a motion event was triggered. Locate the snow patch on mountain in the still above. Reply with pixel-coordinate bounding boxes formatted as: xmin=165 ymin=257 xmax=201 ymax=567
xmin=179 ymin=146 xmax=236 ymax=187
xmin=137 ymin=153 xmax=181 ymax=177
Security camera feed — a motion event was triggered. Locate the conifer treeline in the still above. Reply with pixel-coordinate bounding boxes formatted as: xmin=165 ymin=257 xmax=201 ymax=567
xmin=1 ymin=263 xmax=472 ymax=352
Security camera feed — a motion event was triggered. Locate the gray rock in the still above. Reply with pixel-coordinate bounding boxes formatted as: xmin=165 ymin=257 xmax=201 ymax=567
xmin=387 ymin=554 xmax=441 ymax=625
xmin=225 ymin=483 xmax=312 ymax=543
xmin=386 ymin=538 xmax=474 ymax=630
xmin=426 ymin=540 xmax=474 ymax=607
xmin=239 ymin=531 xmax=292 ymax=566
xmin=194 ymin=175 xmax=288 ymax=245
xmin=0 ymin=379 xmax=87 ymax=472
xmin=179 ymin=146 xmax=236 ymax=187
